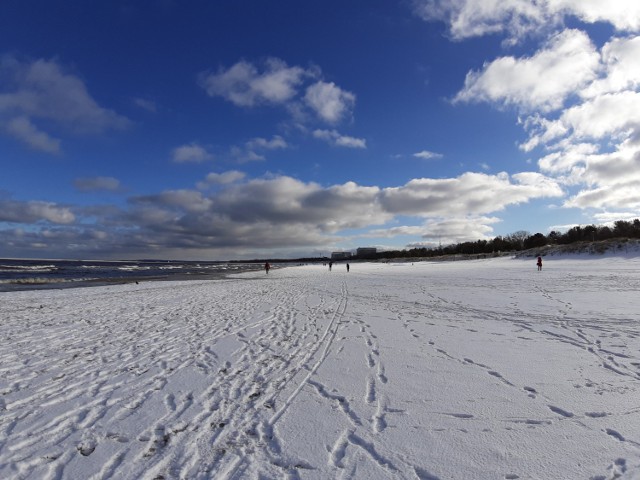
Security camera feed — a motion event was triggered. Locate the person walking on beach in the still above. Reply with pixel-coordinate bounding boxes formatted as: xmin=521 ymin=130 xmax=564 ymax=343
xmin=346 ymin=263 xmax=350 ymax=272
xmin=265 ymin=262 xmax=270 ymax=274
xmin=536 ymin=256 xmax=542 ymax=271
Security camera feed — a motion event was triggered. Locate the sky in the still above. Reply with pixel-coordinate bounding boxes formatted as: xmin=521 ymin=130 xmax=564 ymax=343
xmin=1 ymin=0 xmax=640 ymax=260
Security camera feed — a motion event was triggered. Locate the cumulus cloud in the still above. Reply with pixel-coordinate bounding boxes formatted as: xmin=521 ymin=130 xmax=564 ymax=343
xmin=412 ymin=0 xmax=640 ymax=42
xmin=528 ymin=91 xmax=640 ymax=147
xmin=366 ymin=216 xmax=501 ymax=245
xmin=246 ymin=135 xmax=288 ymax=150
xmin=413 ymin=150 xmax=443 ymax=159
xmin=133 ymin=189 xmax=214 ymax=214
xmin=227 ymin=135 xmax=289 ymax=163
xmin=380 ymin=172 xmax=562 ymax=217
xmin=580 ymin=36 xmax=640 ymax=98
xmin=6 ymin=116 xmax=60 ymax=154
xmin=553 ymin=0 xmax=640 ymax=32
xmin=455 ymin=29 xmax=599 ymax=112
xmin=74 ymin=176 xmax=122 ymax=192
xmin=2 ymin=168 xmax=568 ymax=258
xmin=422 ymin=0 xmax=640 ymax=218
xmin=211 ymin=176 xmax=384 ymax=230
xmin=199 ymin=58 xmax=307 ymax=107
xmin=313 ymin=129 xmax=366 ymax=148
xmin=133 ymin=172 xmax=558 ymax=246
xmin=199 ymin=58 xmax=360 ymax=138
xmin=0 ymin=56 xmax=130 ymax=152
xmin=304 ymin=81 xmax=356 ymax=124
xmin=0 ymin=197 xmax=75 ymax=224
xmin=133 ymin=98 xmax=157 ymax=112
xmin=171 ymin=143 xmax=213 ymax=163
xmin=198 ymin=170 xmax=246 ymax=188
xmin=420 ymin=216 xmax=500 ymax=243
xmin=565 ymin=181 xmax=640 ymax=210
xmin=412 ymin=0 xmax=553 ymax=42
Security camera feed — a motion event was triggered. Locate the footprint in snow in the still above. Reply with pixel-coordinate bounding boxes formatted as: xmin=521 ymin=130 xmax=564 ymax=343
xmin=77 ymin=434 xmax=97 ymax=456
xmin=548 ymin=405 xmax=574 ymax=418
xmin=605 ymin=429 xmax=625 ymax=442
xmin=585 ymin=411 xmax=609 ymax=418
xmin=446 ymin=413 xmax=474 ymax=419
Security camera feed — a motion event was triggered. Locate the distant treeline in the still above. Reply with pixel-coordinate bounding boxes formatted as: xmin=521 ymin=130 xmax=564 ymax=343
xmin=232 ymin=219 xmax=640 ymax=264
xmin=375 ymin=218 xmax=640 ymax=260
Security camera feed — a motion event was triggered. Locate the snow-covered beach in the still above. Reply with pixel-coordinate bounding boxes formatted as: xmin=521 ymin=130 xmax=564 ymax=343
xmin=2 ymin=256 xmax=640 ymax=479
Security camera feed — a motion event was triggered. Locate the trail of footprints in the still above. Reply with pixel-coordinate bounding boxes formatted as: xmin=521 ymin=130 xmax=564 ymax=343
xmin=1 ymin=278 xmax=347 ymax=479
xmin=316 ymin=312 xmax=409 ymax=477
xmin=421 ymin=333 xmax=640 ymax=463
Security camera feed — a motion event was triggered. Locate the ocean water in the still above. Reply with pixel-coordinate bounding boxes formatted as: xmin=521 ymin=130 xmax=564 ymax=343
xmin=0 ymin=258 xmax=262 ymax=292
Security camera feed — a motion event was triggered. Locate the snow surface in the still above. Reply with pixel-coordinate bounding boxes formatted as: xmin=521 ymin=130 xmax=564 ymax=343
xmin=2 ymin=256 xmax=640 ymax=479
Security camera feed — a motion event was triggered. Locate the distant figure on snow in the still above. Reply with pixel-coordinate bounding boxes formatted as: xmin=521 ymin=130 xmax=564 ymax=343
xmin=329 ymin=262 xmax=333 ymax=271
xmin=265 ymin=262 xmax=270 ymax=274
xmin=536 ymin=256 xmax=542 ymax=271
xmin=346 ymin=263 xmax=350 ymax=272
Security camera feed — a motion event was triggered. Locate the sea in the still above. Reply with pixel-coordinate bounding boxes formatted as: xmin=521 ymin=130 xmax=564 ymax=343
xmin=0 ymin=258 xmax=264 ymax=292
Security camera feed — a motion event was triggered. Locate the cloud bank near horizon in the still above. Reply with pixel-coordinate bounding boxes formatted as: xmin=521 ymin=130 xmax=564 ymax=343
xmin=0 ymin=170 xmax=562 ymax=258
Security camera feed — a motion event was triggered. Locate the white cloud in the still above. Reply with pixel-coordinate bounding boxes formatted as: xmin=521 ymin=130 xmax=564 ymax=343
xmin=580 ymin=36 xmax=640 ymax=98
xmin=413 ymin=150 xmax=443 ymax=159
xmin=199 ymin=58 xmax=359 ymax=142
xmin=230 ymin=146 xmax=265 ymax=163
xmin=304 ymin=81 xmax=356 ymax=124
xmin=246 ymin=135 xmax=288 ymax=150
xmin=134 ymin=189 xmax=213 ymax=213
xmin=593 ymin=211 xmax=640 ymax=224
xmin=412 ymin=0 xmax=553 ymax=42
xmin=3 ymin=168 xmax=569 ymax=258
xmin=133 ymin=98 xmax=157 ymax=112
xmin=0 ymin=56 xmax=130 ymax=152
xmin=537 ymin=139 xmax=640 ymax=210
xmin=412 ymin=0 xmax=640 ymax=42
xmin=74 ymin=176 xmax=121 ymax=192
xmin=313 ymin=129 xmax=366 ymax=148
xmin=199 ymin=58 xmax=307 ymax=107
xmin=565 ymin=181 xmax=640 ymax=210
xmin=455 ymin=29 xmax=599 ymax=112
xmin=197 ymin=170 xmax=246 ymax=189
xmin=365 ymin=225 xmax=428 ymax=238
xmin=525 ymin=91 xmax=640 ymax=149
xmin=228 ymin=135 xmax=289 ymax=164
xmin=0 ymin=198 xmax=75 ymax=224
xmin=380 ymin=171 xmax=563 ymax=217
xmin=550 ymin=0 xmax=640 ymax=32
xmin=424 ymin=1 xmax=640 ymax=217
xmin=5 ymin=116 xmax=60 ymax=154
xmin=420 ymin=216 xmax=501 ymax=243
xmin=172 ymin=143 xmax=213 ymax=163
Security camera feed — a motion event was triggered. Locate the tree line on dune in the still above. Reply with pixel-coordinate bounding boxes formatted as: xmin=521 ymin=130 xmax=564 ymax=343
xmin=233 ymin=219 xmax=640 ymax=264
xmin=375 ymin=218 xmax=640 ymax=260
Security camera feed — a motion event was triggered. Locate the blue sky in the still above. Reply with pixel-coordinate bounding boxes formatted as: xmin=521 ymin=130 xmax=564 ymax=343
xmin=2 ymin=1 xmax=640 ymax=260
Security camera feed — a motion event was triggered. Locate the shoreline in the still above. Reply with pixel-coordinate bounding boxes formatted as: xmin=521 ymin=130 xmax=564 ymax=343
xmin=0 ymin=263 xmax=269 ymax=293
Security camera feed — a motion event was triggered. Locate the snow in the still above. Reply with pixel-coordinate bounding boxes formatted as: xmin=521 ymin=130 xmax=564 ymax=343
xmin=2 ymin=256 xmax=640 ymax=479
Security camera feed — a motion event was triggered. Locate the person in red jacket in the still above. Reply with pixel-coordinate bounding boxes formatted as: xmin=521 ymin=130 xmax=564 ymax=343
xmin=537 ymin=256 xmax=542 ymax=271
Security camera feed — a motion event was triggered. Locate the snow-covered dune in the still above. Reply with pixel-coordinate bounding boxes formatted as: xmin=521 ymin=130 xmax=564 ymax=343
xmin=2 ymin=256 xmax=640 ymax=479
